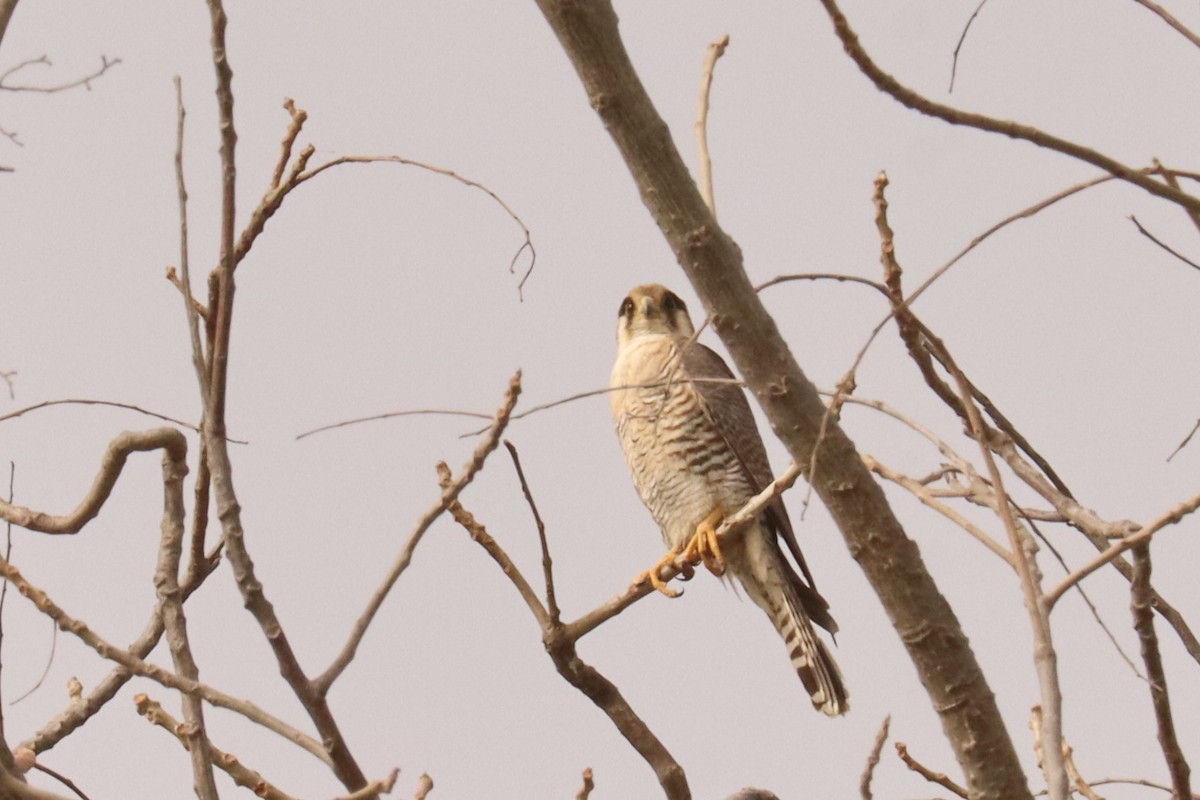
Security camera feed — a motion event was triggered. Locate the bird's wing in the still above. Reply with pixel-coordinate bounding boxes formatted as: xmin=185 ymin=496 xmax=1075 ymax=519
xmin=681 ymin=341 xmax=838 ymax=634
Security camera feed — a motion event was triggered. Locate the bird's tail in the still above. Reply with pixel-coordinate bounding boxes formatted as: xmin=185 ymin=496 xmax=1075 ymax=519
xmin=734 ymin=532 xmax=849 ymax=717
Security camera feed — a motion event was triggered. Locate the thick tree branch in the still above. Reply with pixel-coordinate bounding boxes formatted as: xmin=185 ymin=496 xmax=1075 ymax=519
xmin=533 ymin=3 xmax=1030 ymax=798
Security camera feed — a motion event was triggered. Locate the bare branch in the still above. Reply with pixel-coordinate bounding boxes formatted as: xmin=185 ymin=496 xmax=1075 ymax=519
xmin=314 ymin=372 xmax=522 ymax=694
xmin=531 ymin=7 xmax=1029 ymax=793
xmin=859 ymin=715 xmax=890 ymax=800
xmin=0 ymin=429 xmax=186 ymax=534
xmin=1167 ymin=418 xmax=1200 ymax=462
xmin=1151 ymin=159 xmax=1200 ymax=238
xmin=153 ymin=432 xmax=218 ymax=798
xmin=135 ymin=694 xmax=295 ymax=800
xmin=504 ymin=440 xmax=560 ymax=625
xmin=895 ymin=742 xmax=968 ymax=799
xmin=291 ymin=154 xmax=536 ymax=298
xmin=1131 ymin=545 xmax=1192 ymax=800
xmin=411 ymin=774 xmax=433 ymax=800
xmin=0 ymin=55 xmax=120 ymax=93
xmin=863 ymin=455 xmax=1013 ymax=565
xmin=1131 ymin=0 xmax=1200 ymax=50
xmin=815 ymin=0 xmax=1200 ymax=215
xmin=1129 ymin=214 xmax=1200 ymax=272
xmin=948 ymin=0 xmax=989 ymax=92
xmin=297 ymin=408 xmax=492 ymax=441
xmin=756 ymin=273 xmax=888 ymax=296
xmin=334 ymin=769 xmax=401 ymax=800
xmin=270 ymin=98 xmax=307 ymax=191
xmin=440 ymin=478 xmax=548 ymax=628
xmin=576 ymin=767 xmax=594 ymax=800
xmin=544 ymin=624 xmax=689 ymax=800
xmin=0 ymin=532 xmax=330 ymax=766
xmin=1045 ymin=488 xmax=1200 ymax=608
xmin=0 ymin=398 xmax=237 ymax=439
xmin=876 ymin=174 xmax=1066 ymax=799
xmin=22 ymin=541 xmax=221 ymax=752
xmin=173 ymin=77 xmax=209 ymax=401
xmin=1062 ymin=738 xmax=1105 ymax=800
xmin=694 ymin=34 xmax=728 ymax=216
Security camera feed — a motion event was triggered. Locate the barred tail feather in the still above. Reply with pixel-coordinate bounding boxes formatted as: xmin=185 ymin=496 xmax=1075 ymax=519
xmin=733 ymin=530 xmax=849 ymax=717
xmin=774 ymin=588 xmax=849 ymax=716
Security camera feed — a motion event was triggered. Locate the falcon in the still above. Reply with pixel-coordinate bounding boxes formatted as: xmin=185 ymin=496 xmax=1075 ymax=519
xmin=609 ymin=284 xmax=848 ymax=716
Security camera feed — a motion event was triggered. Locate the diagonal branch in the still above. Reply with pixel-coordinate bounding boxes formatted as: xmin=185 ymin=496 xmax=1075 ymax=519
xmin=314 ymin=372 xmax=522 ymax=694
xmin=1130 ymin=545 xmax=1192 ymax=800
xmin=814 ymin=0 xmax=1200 ymax=216
xmin=533 ymin=3 xmax=1031 ymax=797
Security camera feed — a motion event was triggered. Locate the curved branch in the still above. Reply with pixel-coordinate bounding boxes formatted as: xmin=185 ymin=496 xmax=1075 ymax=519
xmin=0 ymin=429 xmax=186 ymax=534
xmin=814 ymin=0 xmax=1200 ymax=215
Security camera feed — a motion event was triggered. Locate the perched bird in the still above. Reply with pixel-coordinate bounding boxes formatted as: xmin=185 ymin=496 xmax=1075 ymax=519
xmin=609 ymin=284 xmax=848 ymax=716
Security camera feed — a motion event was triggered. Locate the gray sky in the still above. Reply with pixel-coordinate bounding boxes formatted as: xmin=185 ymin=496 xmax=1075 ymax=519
xmin=3 ymin=1 xmax=1199 ymax=798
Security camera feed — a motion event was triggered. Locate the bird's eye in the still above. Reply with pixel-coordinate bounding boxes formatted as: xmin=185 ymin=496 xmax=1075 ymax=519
xmin=619 ymin=297 xmax=635 ymax=318
xmin=662 ymin=291 xmax=687 ymax=315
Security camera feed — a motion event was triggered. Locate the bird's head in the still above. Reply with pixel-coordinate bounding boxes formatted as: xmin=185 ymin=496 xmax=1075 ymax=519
xmin=616 ymin=284 xmax=696 ymax=349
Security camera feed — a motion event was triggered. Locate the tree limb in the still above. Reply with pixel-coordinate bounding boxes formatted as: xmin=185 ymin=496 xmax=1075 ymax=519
xmin=532 ymin=3 xmax=1030 ymax=797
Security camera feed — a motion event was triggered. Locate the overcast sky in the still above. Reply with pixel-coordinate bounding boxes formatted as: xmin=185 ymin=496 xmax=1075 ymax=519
xmin=2 ymin=2 xmax=1199 ymax=798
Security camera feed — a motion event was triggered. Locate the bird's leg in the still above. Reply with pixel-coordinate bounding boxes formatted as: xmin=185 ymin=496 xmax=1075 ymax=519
xmin=634 ymin=507 xmax=726 ymax=596
xmin=633 ymin=546 xmax=686 ymax=598
xmin=683 ymin=506 xmax=726 ymax=577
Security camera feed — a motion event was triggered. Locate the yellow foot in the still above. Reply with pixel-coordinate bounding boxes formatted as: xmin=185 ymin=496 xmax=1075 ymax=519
xmin=683 ymin=507 xmax=726 ymax=577
xmin=633 ymin=546 xmax=685 ymax=597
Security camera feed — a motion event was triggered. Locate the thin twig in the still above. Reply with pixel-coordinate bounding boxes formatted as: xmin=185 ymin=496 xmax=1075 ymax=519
xmin=894 ymin=742 xmax=968 ymax=798
xmin=816 ymin=0 xmax=1200 ymax=214
xmin=0 ymin=398 xmax=244 ymax=440
xmin=1062 ymin=738 xmax=1105 ymax=800
xmin=1045 ymin=488 xmax=1200 ymax=609
xmin=1131 ymin=0 xmax=1200 ymax=49
xmin=411 ymin=773 xmax=433 ymax=800
xmin=173 ymin=76 xmax=210 ymax=401
xmin=1129 ymin=215 xmax=1200 ymax=272
xmin=270 ymin=98 xmax=307 ymax=191
xmin=948 ymin=0 xmax=989 ymax=92
xmin=504 ymin=440 xmax=559 ymax=624
xmin=695 ymin=34 xmax=729 ymax=217
xmin=0 ymin=464 xmax=11 ymax=772
xmin=875 ymin=174 xmax=1065 ymax=800
xmin=0 ymin=55 xmax=120 ymax=93
xmin=334 ymin=769 xmax=401 ymax=800
xmin=314 ymin=373 xmax=523 ymax=694
xmin=863 ymin=456 xmax=1012 ymax=565
xmin=292 ymin=154 xmax=535 ymax=299
xmin=297 ymin=409 xmax=492 ymax=441
xmin=576 ymin=768 xmax=595 ymax=800
xmin=28 ymin=761 xmax=88 ymax=800
xmin=859 ymin=715 xmax=890 ymax=800
xmin=1131 ymin=545 xmax=1192 ymax=800
xmin=1167 ymin=418 xmax=1200 ymax=461
xmin=0 ymin=520 xmax=330 ymax=766
xmin=1024 ymin=516 xmax=1146 ymax=682
xmin=135 ymin=694 xmax=295 ymax=800
xmin=21 ymin=541 xmax=221 ymax=752
xmin=1151 ymin=159 xmax=1200 ymax=238
xmin=755 ymin=273 xmax=889 ymax=296
xmin=440 ymin=480 xmax=549 ymax=628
